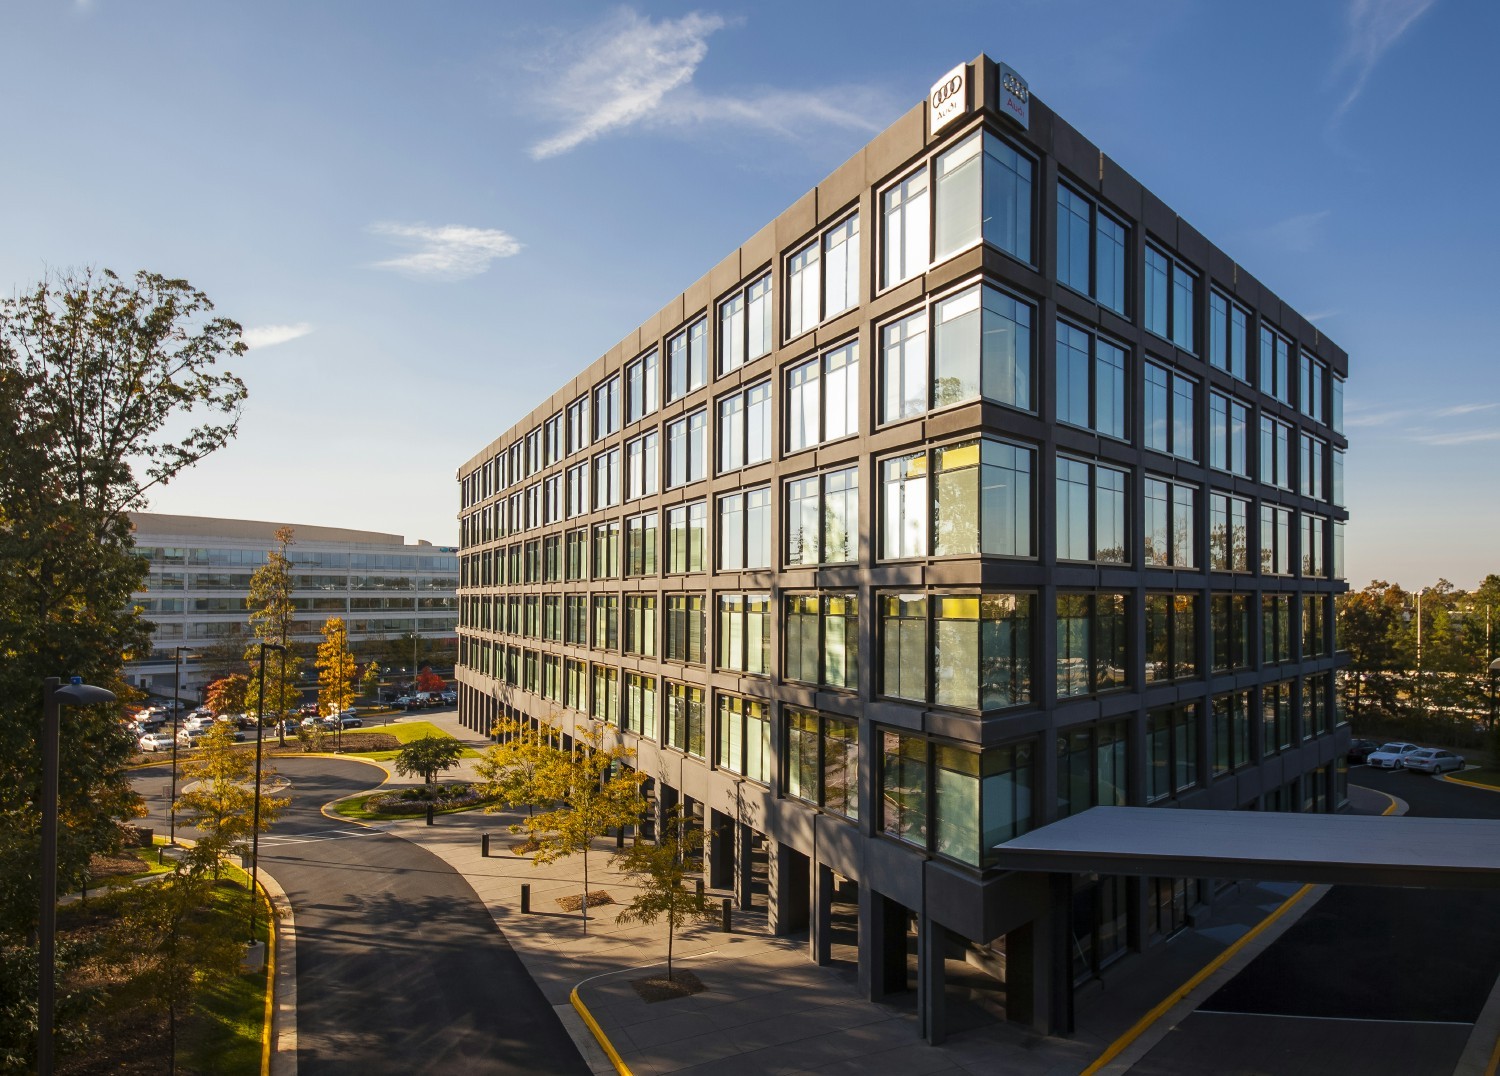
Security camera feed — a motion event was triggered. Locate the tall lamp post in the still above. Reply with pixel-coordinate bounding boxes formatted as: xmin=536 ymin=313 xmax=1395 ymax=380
xmin=250 ymin=643 xmax=284 ymax=942
xmin=39 ymin=676 xmax=117 ymax=1076
xmin=169 ymin=646 xmax=194 ymax=845
xmin=1489 ymin=658 xmax=1500 ymax=744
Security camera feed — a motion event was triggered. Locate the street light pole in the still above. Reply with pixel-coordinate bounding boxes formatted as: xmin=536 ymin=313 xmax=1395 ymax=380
xmin=170 ymin=646 xmax=192 ymax=845
xmin=250 ymin=644 xmax=284 ymax=942
xmin=39 ymin=676 xmax=116 ymax=1076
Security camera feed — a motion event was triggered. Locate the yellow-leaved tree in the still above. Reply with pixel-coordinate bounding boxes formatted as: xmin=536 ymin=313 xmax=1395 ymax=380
xmin=316 ymin=617 xmax=355 ymax=716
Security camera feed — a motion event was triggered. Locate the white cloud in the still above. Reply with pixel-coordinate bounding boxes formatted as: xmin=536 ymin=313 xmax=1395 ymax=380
xmin=241 ymin=322 xmax=313 ymax=349
xmin=1435 ymin=402 xmax=1498 ymax=418
xmin=368 ymin=222 xmax=522 ymax=280
xmin=1305 ymin=309 xmax=1342 ymax=324
xmin=1331 ymin=0 xmax=1438 ymax=120
xmin=526 ymin=8 xmax=887 ymax=159
xmin=1409 ymin=429 xmax=1500 ymax=447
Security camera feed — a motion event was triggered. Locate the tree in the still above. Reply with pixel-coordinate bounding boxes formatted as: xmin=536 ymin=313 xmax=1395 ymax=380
xmin=476 ymin=718 xmax=556 ymax=819
xmin=203 ymin=674 xmax=248 ymax=717
xmin=612 ymin=805 xmax=718 ymax=981
xmin=316 ymin=617 xmax=355 ymax=716
xmin=416 ymin=668 xmax=446 ymax=694
xmin=360 ymin=661 xmax=382 ymax=702
xmin=0 ymin=267 xmax=245 ymax=948
xmin=244 ymin=526 xmax=302 ymax=722
xmin=173 ymin=723 xmax=286 ymax=869
xmin=393 ymin=736 xmax=465 ymax=787
xmin=513 ymin=724 xmax=645 ymax=933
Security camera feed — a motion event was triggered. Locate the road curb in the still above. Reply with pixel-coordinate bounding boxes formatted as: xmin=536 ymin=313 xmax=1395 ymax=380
xmin=1442 ymin=771 xmax=1500 ymax=794
xmin=568 ymin=985 xmax=632 ymax=1076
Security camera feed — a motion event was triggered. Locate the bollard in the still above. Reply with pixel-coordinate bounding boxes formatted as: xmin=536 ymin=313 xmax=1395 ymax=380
xmin=695 ymin=878 xmax=705 ymax=908
xmin=720 ymin=897 xmax=732 ymax=933
xmin=426 ymin=803 xmax=435 ymax=826
xmin=482 ymin=833 xmax=491 ymax=857
xmin=616 ymin=828 xmax=625 ymax=849
xmin=157 ymin=847 xmax=165 ymax=865
xmin=521 ymin=883 xmax=531 ymax=914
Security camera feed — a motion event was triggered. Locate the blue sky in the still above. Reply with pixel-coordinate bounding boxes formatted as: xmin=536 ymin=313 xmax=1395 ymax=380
xmin=2 ymin=0 xmax=1495 ymax=588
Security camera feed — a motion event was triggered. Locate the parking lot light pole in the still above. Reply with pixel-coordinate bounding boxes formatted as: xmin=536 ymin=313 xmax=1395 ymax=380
xmin=170 ymin=646 xmax=193 ymax=845
xmin=1489 ymin=658 xmax=1500 ymax=744
xmin=250 ymin=643 xmax=284 ymax=942
xmin=39 ymin=676 xmax=116 ymax=1076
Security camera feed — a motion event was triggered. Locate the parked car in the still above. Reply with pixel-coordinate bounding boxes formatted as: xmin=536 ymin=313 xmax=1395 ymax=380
xmin=440 ymin=690 xmax=457 ymax=705
xmin=183 ymin=713 xmax=216 ymax=732
xmin=337 ymin=712 xmax=363 ymax=729
xmin=394 ymin=695 xmax=414 ymax=708
xmin=1365 ymin=742 xmax=1421 ymax=770
xmin=1346 ymin=738 xmax=1381 ymax=764
xmin=176 ymin=726 xmax=209 ymax=747
xmin=298 ymin=703 xmax=320 ymax=718
xmin=137 ymin=732 xmax=176 ymax=753
xmin=1403 ymin=748 xmax=1465 ymax=775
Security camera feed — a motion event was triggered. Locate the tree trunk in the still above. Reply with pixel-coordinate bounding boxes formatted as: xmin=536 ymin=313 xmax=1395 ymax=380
xmin=667 ymin=904 xmax=675 ymax=981
xmin=581 ymin=847 xmax=589 ymax=934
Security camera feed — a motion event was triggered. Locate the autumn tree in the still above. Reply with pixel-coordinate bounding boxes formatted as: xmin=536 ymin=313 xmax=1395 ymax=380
xmin=203 ymin=674 xmax=248 ymax=717
xmin=173 ymin=723 xmax=286 ymax=869
xmin=513 ymin=723 xmax=645 ymax=932
xmin=613 ymin=805 xmax=718 ymax=981
xmin=393 ymin=735 xmax=465 ymax=787
xmin=416 ymin=668 xmax=447 ymax=694
xmin=316 ymin=617 xmax=355 ymax=716
xmin=244 ymin=526 xmax=302 ymax=722
xmin=360 ymin=660 xmax=382 ymax=702
xmin=0 ymin=268 xmax=245 ymax=953
xmin=476 ymin=717 xmax=556 ymax=819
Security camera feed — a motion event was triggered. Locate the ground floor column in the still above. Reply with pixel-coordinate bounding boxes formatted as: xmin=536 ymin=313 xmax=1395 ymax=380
xmin=810 ymin=861 xmax=834 ymax=965
xmin=917 ymin=914 xmax=948 ymax=1045
xmin=767 ymin=840 xmax=809 ymax=936
xmin=733 ymin=823 xmax=754 ymax=910
xmin=703 ymin=808 xmax=733 ymax=890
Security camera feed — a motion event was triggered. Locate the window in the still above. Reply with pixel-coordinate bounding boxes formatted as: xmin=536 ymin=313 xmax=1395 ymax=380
xmin=1260 ymin=416 xmax=1292 ymax=489
xmin=1302 ymin=514 xmax=1326 ymax=577
xmin=625 ymin=430 xmax=658 ymax=500
xmin=1304 ymin=673 xmax=1332 ymax=738
xmin=1262 ymin=680 xmax=1292 ymax=754
xmin=788 ymin=214 xmax=860 ymax=339
xmin=716 ymin=593 xmax=769 ymax=675
xmin=1056 ymin=457 xmax=1127 ymax=564
xmin=624 ymin=595 xmax=657 ymax=657
xmin=543 ymin=474 xmax=562 ymax=525
xmin=541 ymin=654 xmax=561 ymax=701
xmin=1055 ymin=593 xmax=1128 ymax=697
xmin=1208 ymin=392 xmax=1250 ymax=476
xmin=564 ymin=659 xmax=587 ymax=711
xmin=1144 ymin=245 xmax=1196 ymax=351
xmin=1056 ymin=321 xmax=1127 ymax=439
xmin=593 ymin=375 xmax=621 ymax=440
xmin=881 ymin=167 xmax=929 ymax=288
xmin=1057 ymin=184 xmax=1127 ymax=315
xmin=523 ymin=540 xmax=542 ymax=584
xmin=565 ymin=529 xmax=587 ymax=581
xmin=1147 ymin=703 xmax=1199 ymax=802
xmin=666 ymin=501 xmax=706 ymax=574
xmin=591 ymin=594 xmax=618 ymax=652
xmin=664 ymin=683 xmax=706 ymax=757
xmin=1302 ymin=594 xmax=1329 ymax=659
xmin=624 ymin=673 xmax=658 ymax=738
xmin=1259 ymin=325 xmax=1292 ymax=404
xmin=786 ymin=465 xmax=858 ymax=566
xmin=1145 ymin=593 xmax=1198 ymax=682
xmin=564 ymin=594 xmax=587 ymax=645
xmin=1212 ymin=594 xmax=1252 ymax=672
xmin=880 ymin=591 xmax=1034 ymax=710
xmin=719 ymin=273 xmax=772 ymax=376
xmin=1333 ymin=521 xmax=1346 ymax=582
xmin=1209 ymin=493 xmax=1250 ymax=572
xmin=782 ymin=592 xmax=859 ymax=690
xmin=543 ymin=414 xmax=563 ymax=466
xmin=626 ymin=349 xmax=659 ymax=423
xmin=624 ymin=511 xmax=657 ymax=577
xmin=934 ymin=131 xmax=1034 ymax=264
xmin=565 ymin=396 xmax=590 ymax=455
xmin=1262 ymin=595 xmax=1293 ymax=665
xmin=1332 ymin=449 xmax=1345 ymax=508
xmin=785 ymin=709 xmax=859 ymax=820
xmin=1143 ymin=476 xmax=1197 ymax=568
xmin=717 ymin=487 xmax=771 ymax=571
xmin=666 ymin=317 xmax=708 ymax=402
xmin=664 ymin=594 xmax=705 ymax=664
xmin=716 ymin=695 xmax=770 ymax=784
xmin=786 ymin=341 xmax=859 ymax=453
xmin=1331 ymin=375 xmax=1345 ymax=435
xmin=1300 ymin=434 xmax=1326 ymax=501
xmin=1056 ymin=721 xmax=1128 ymax=819
xmin=1144 ymin=360 xmax=1196 ymax=460
xmin=1212 ymin=691 xmax=1253 ymax=775
xmin=1260 ymin=505 xmax=1293 ymax=575
xmin=881 ymin=733 xmax=1033 ymax=868
xmin=881 ymin=438 xmax=1034 ymax=560
xmin=1209 ymin=292 xmax=1249 ymax=380
xmin=591 ymin=664 xmax=618 ymax=725
xmin=717 ymin=380 xmax=771 ymax=473
xmin=1300 ymin=353 xmax=1326 ymax=424
xmin=523 ymin=594 xmax=540 ymax=638
xmin=565 ymin=462 xmax=589 ymax=518
xmin=543 ymin=536 xmax=562 ymax=582
xmin=591 ymin=521 xmax=620 ymax=579
xmin=665 ymin=410 xmax=707 ymax=488
xmin=593 ymin=448 xmax=621 ymax=509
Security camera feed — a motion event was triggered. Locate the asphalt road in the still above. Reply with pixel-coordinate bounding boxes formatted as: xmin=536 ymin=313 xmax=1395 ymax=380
xmin=133 ymin=757 xmax=587 ymax=1075
xmin=1132 ymin=767 xmax=1500 ymax=1075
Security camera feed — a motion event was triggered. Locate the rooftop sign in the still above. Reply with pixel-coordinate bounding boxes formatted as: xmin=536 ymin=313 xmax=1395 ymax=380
xmin=999 ymin=63 xmax=1030 ymax=129
xmin=928 ymin=63 xmax=969 ymax=133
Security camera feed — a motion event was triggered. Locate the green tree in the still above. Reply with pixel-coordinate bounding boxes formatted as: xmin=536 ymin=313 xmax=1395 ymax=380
xmin=513 ymin=724 xmax=645 ymax=932
xmin=612 ymin=805 xmax=718 ymax=981
xmin=173 ymin=723 xmax=287 ymax=869
xmin=360 ymin=660 xmax=382 ymax=702
xmin=244 ymin=526 xmax=302 ymax=723
xmin=393 ymin=735 xmax=464 ymax=787
xmin=0 ymin=267 xmax=245 ymax=948
xmin=476 ymin=717 xmax=556 ymax=819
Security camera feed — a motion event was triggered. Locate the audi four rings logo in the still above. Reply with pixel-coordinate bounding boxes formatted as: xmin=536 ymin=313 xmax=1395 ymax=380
xmin=931 ymin=75 xmax=963 ymax=108
xmin=1002 ymin=72 xmax=1029 ymax=103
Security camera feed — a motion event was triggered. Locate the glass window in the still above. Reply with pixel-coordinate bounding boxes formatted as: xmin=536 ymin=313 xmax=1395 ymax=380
xmin=666 ymin=410 xmax=707 ymax=488
xmin=1144 ymin=593 xmax=1198 ymax=682
xmin=1145 ymin=245 xmax=1196 ymax=352
xmin=1058 ymin=185 xmax=1127 ymax=316
xmin=716 ymin=695 xmax=769 ymax=784
xmin=624 ymin=672 xmax=658 ymax=739
xmin=879 ymin=591 xmax=1032 ymax=711
xmin=880 ymin=309 xmax=927 ymax=424
xmin=664 ymin=683 xmax=706 ymax=757
xmin=1212 ymin=596 xmax=1252 ymax=673
xmin=882 ymin=168 xmax=929 ymax=288
xmin=624 ymin=595 xmax=656 ymax=657
xmin=565 ymin=462 xmax=589 ymax=518
xmin=666 ymin=501 xmax=706 ymax=574
xmin=1209 ymin=493 xmax=1250 ymax=573
xmin=1056 ymin=722 xmax=1128 ymax=819
xmin=931 ymin=283 xmax=1033 ymax=413
xmin=718 ymin=486 xmax=771 ymax=571
xmin=785 ymin=466 xmax=857 ymax=567
xmin=1144 ymin=360 xmax=1195 ymax=460
xmin=1144 ymin=476 xmax=1197 ymax=568
xmin=1056 ymin=592 xmax=1128 ymax=697
xmin=1300 ymin=434 xmax=1326 ymax=501
xmin=1260 ymin=505 xmax=1293 ymax=575
xmin=591 ymin=521 xmax=620 ymax=579
xmin=823 ymin=214 xmax=859 ymax=320
xmin=664 ymin=595 xmax=705 ymax=665
xmin=1259 ymin=325 xmax=1292 ymax=404
xmin=717 ymin=593 xmax=769 ymax=675
xmin=782 ymin=592 xmax=860 ymax=691
xmin=1262 ymin=595 xmax=1293 ymax=665
xmin=590 ymin=665 xmax=618 ymax=725
xmin=666 ymin=317 xmax=708 ymax=402
xmin=591 ymin=594 xmax=618 ymax=652
xmin=593 ymin=375 xmax=621 ymax=440
xmin=1300 ymin=352 xmax=1326 ymax=424
xmin=593 ymin=448 xmax=621 ymax=509
xmin=719 ymin=380 xmax=771 ymax=473
xmin=1208 ymin=392 xmax=1250 ymax=477
xmin=1147 ymin=704 xmax=1199 ymax=801
xmin=1260 ymin=416 xmax=1292 ymax=490
xmin=624 ymin=511 xmax=657 ymax=577
xmin=786 ymin=341 xmax=859 ymax=453
xmin=881 ymin=437 xmax=1034 ymax=560
xmin=1056 ymin=457 xmax=1128 ymax=564
xmin=626 ymin=349 xmax=659 ymax=423
xmin=1209 ymin=292 xmax=1249 ymax=380
xmin=879 ymin=594 xmax=927 ymax=702
xmin=719 ymin=273 xmax=772 ymax=376
xmin=881 ymin=731 xmax=928 ymax=847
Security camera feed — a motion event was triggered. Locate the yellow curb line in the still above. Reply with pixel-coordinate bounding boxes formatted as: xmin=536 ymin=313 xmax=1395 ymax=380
xmin=259 ymin=880 xmax=275 ymax=1076
xmin=1442 ymin=771 xmax=1500 ymax=793
xmin=569 ymin=985 xmax=632 ymax=1076
xmin=1082 ymin=791 xmax=1401 ymax=1075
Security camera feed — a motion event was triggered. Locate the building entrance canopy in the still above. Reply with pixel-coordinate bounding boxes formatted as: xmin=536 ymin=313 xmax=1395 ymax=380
xmin=994 ymin=806 xmax=1500 ymax=889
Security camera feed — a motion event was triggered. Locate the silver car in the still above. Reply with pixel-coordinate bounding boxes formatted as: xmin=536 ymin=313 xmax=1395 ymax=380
xmin=1403 ymin=748 xmax=1465 ymax=774
xmin=1365 ymin=742 xmax=1420 ymax=769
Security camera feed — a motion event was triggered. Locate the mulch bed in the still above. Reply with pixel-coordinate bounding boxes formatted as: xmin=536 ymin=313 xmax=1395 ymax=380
xmin=88 ymin=851 xmax=145 ymax=880
xmin=631 ymin=970 xmax=705 ymax=1003
xmin=555 ymin=890 xmax=613 ymax=912
xmin=511 ymin=839 xmax=543 ymax=856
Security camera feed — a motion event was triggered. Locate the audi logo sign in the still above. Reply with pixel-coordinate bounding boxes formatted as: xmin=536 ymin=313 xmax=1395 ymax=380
xmin=928 ymin=63 xmax=968 ymax=133
xmin=999 ymin=63 xmax=1030 ymax=130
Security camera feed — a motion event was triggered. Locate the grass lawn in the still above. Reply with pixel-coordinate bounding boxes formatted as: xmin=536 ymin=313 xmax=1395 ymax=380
xmin=330 ymin=786 xmax=494 ymax=821
xmin=87 ymin=840 xmax=177 ymax=889
xmin=177 ymin=865 xmax=270 ymax=1075
xmin=345 ymin=720 xmax=484 ymax=762
xmin=1453 ymin=767 xmax=1500 ymax=789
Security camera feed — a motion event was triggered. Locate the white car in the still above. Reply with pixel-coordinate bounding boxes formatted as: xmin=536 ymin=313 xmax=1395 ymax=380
xmin=137 ymin=732 xmax=176 ymax=753
xmin=176 ymin=726 xmax=209 ymax=747
xmin=1365 ymin=742 xmax=1421 ymax=769
xmin=1403 ymin=748 xmax=1465 ymax=775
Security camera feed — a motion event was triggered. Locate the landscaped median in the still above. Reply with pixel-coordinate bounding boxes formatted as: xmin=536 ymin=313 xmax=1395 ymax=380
xmin=330 ymin=781 xmax=497 ymax=821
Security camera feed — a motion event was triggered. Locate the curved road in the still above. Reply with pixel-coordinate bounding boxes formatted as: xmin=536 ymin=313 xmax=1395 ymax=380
xmin=134 ymin=756 xmax=587 ymax=1075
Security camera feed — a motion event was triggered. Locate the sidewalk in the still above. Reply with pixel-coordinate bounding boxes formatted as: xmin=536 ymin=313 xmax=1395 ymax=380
xmin=354 ymin=712 xmax=1408 ymax=1075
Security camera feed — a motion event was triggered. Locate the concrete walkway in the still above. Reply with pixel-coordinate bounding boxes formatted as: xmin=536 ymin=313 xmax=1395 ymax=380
xmin=334 ymin=713 xmax=1427 ymax=1075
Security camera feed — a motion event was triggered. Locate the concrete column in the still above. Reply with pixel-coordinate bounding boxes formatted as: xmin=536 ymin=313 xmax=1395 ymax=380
xmin=767 ymin=840 xmax=809 ymax=936
xmin=860 ymin=890 xmax=910 ymax=1000
xmin=733 ymin=822 xmax=754 ymax=910
xmin=704 ymin=808 xmax=733 ymax=890
xmin=810 ymin=861 xmax=834 ymax=966
xmin=1010 ymin=874 xmax=1074 ymax=1035
xmin=917 ymin=914 xmax=948 ymax=1046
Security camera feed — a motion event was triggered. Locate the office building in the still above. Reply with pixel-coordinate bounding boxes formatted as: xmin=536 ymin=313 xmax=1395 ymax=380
xmin=453 ymin=55 xmax=1349 ymax=1040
